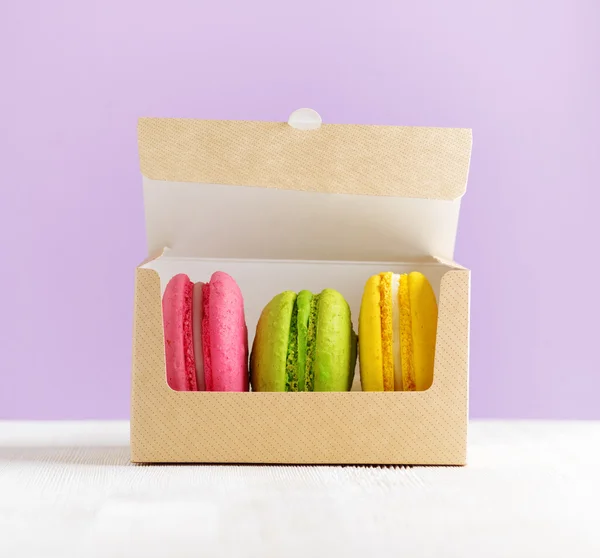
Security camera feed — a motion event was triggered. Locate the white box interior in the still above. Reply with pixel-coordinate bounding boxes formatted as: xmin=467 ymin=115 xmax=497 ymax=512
xmin=143 ymin=179 xmax=463 ymax=262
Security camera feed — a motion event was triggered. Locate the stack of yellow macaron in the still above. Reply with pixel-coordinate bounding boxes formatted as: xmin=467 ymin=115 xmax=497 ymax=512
xmin=359 ymin=272 xmax=438 ymax=391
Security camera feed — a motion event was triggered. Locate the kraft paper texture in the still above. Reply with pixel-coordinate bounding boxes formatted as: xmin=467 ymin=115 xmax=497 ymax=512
xmin=138 ymin=118 xmax=472 ymax=200
xmin=131 ymin=267 xmax=469 ymax=464
xmin=131 ymin=116 xmax=472 ymax=464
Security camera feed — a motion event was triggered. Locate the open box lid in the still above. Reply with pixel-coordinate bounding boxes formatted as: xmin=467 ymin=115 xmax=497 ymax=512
xmin=138 ymin=109 xmax=472 ymax=262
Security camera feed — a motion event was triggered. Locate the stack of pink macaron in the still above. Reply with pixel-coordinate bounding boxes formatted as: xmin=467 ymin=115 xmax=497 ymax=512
xmin=162 ymin=272 xmax=248 ymax=392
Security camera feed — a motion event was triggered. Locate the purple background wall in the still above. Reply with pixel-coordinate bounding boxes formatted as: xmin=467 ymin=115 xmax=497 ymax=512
xmin=1 ymin=1 xmax=598 ymax=419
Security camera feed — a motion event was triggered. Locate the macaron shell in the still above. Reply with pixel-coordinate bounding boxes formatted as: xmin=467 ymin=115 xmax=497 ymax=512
xmin=162 ymin=273 xmax=198 ymax=392
xmin=358 ymin=274 xmax=384 ymax=391
xmin=313 ymin=289 xmax=355 ymax=392
xmin=348 ymin=328 xmax=357 ymax=391
xmin=207 ymin=271 xmax=249 ymax=392
xmin=251 ymin=291 xmax=297 ymax=392
xmin=409 ymin=272 xmax=438 ymax=391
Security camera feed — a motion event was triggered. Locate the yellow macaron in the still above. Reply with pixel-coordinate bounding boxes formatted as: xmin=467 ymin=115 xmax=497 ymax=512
xmin=359 ymin=272 xmax=438 ymax=391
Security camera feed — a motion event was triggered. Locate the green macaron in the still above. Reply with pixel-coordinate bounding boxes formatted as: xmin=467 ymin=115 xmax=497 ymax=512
xmin=250 ymin=289 xmax=357 ymax=392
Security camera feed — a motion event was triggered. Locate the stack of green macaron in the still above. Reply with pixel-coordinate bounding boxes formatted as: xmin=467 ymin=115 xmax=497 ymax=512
xmin=250 ymin=289 xmax=357 ymax=392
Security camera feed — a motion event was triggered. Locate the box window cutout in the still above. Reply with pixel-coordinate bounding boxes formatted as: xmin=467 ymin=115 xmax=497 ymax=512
xmin=149 ymin=256 xmax=448 ymax=393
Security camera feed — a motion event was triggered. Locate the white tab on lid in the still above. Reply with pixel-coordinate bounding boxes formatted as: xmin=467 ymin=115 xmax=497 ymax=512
xmin=287 ymin=108 xmax=322 ymax=130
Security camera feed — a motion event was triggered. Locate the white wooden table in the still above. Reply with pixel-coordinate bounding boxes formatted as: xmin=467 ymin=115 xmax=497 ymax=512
xmin=1 ymin=420 xmax=599 ymax=557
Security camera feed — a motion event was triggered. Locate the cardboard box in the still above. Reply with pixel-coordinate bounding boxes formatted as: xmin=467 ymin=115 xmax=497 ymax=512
xmin=131 ymin=111 xmax=472 ymax=464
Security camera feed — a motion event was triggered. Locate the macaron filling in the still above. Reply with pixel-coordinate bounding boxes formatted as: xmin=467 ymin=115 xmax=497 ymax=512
xmin=283 ymin=291 xmax=319 ymax=392
xmin=192 ymin=282 xmax=206 ymax=391
xmin=379 ymin=272 xmax=395 ymax=391
xmin=296 ymin=290 xmax=312 ymax=392
xmin=201 ymin=282 xmax=213 ymax=391
xmin=391 ymin=274 xmax=403 ymax=391
xmin=284 ymin=301 xmax=299 ymax=392
xmin=181 ymin=280 xmax=197 ymax=391
xmin=304 ymin=293 xmax=320 ymax=392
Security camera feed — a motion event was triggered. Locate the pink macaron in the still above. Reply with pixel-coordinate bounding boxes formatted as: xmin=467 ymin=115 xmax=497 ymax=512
xmin=162 ymin=272 xmax=248 ymax=392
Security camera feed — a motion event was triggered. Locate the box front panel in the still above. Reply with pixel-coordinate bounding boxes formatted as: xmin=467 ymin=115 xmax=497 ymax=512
xmin=131 ymin=267 xmax=469 ymax=465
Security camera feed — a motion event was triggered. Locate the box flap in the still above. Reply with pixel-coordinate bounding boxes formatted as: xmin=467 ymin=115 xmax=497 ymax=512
xmin=138 ymin=117 xmax=471 ymax=200
xmin=138 ymin=113 xmax=472 ymax=261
